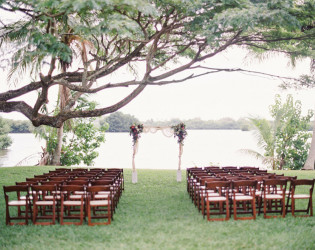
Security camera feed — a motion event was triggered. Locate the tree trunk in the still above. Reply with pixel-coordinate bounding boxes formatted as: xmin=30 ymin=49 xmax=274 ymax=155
xmin=51 ymin=123 xmax=64 ymax=165
xmin=303 ymin=119 xmax=315 ymax=170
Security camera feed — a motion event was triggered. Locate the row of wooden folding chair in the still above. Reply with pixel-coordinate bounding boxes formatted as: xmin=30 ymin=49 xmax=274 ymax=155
xmin=4 ymin=167 xmax=124 ymax=226
xmin=31 ymin=169 xmax=124 ymax=190
xmin=187 ymin=169 xmax=314 ymax=221
xmin=3 ymin=184 xmax=113 ymax=226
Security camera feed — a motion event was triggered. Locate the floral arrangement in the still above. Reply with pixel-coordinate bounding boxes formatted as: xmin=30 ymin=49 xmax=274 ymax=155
xmin=130 ymin=123 xmax=144 ymax=145
xmin=172 ymin=123 xmax=187 ymax=145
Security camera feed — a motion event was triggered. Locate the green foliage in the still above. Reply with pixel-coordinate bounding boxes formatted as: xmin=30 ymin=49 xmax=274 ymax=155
xmin=7 ymin=120 xmax=32 ymax=133
xmin=102 ymin=112 xmax=140 ymax=132
xmin=1 ymin=0 xmax=313 ymax=83
xmin=61 ymin=118 xmax=107 ymax=166
xmin=0 ymin=0 xmax=314 ymax=129
xmin=249 ymin=94 xmax=313 ymax=170
xmin=34 ymin=96 xmax=108 ymax=166
xmin=270 ymin=94 xmax=313 ymax=170
xmin=0 ymin=116 xmax=12 ymax=149
xmin=39 ymin=118 xmax=107 ymax=166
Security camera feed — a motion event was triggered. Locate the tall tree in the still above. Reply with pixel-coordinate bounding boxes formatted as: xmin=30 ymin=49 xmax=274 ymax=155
xmin=0 ymin=1 xmax=314 ymax=124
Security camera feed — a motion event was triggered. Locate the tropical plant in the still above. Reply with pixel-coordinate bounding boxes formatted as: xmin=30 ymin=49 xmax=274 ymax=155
xmin=243 ymin=94 xmax=313 ymax=170
xmin=271 ymin=94 xmax=313 ymax=170
xmin=241 ymin=118 xmax=278 ymax=170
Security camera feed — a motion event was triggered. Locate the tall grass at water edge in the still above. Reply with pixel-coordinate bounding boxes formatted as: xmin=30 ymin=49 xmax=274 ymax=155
xmin=0 ymin=167 xmax=314 ymax=250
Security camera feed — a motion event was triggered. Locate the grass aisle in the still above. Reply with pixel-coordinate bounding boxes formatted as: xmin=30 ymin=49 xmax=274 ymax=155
xmin=0 ymin=167 xmax=315 ymax=249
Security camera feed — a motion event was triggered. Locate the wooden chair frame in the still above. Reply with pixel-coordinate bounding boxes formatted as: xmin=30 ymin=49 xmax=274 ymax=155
xmin=261 ymin=179 xmax=287 ymax=219
xmin=32 ymin=185 xmax=57 ymax=225
xmin=3 ymin=185 xmax=30 ymax=225
xmin=232 ymin=180 xmax=257 ymax=220
xmin=205 ymin=181 xmax=230 ymax=221
xmin=290 ymin=179 xmax=314 ymax=217
xmin=60 ymin=185 xmax=86 ymax=225
xmin=86 ymin=185 xmax=112 ymax=226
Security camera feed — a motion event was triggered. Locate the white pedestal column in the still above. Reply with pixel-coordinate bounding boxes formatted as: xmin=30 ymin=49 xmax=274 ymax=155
xmin=132 ymin=170 xmax=138 ymax=183
xmin=177 ymin=170 xmax=182 ymax=182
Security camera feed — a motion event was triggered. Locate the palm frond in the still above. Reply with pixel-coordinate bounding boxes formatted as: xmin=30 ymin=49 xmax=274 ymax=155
xmin=238 ymin=148 xmax=264 ymax=161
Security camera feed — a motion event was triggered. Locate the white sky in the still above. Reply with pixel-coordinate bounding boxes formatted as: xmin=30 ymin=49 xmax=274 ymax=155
xmin=93 ymin=48 xmax=315 ymax=122
xmin=0 ymin=47 xmax=314 ymax=122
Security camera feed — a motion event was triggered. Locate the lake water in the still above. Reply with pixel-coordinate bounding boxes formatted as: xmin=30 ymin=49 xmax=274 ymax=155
xmin=0 ymin=130 xmax=266 ymax=169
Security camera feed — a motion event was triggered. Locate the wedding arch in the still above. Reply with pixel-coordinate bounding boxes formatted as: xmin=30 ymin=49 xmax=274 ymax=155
xmin=130 ymin=123 xmax=187 ymax=183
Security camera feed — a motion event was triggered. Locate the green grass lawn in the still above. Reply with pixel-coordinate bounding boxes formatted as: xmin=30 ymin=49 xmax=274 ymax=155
xmin=0 ymin=167 xmax=315 ymax=250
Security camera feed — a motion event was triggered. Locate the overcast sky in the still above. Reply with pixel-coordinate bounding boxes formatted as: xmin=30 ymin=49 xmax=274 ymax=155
xmin=94 ymin=48 xmax=315 ymax=122
xmin=1 ymin=47 xmax=314 ymax=122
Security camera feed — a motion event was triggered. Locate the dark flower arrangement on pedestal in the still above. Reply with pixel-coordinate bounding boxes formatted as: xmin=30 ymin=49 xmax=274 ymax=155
xmin=130 ymin=124 xmax=144 ymax=145
xmin=172 ymin=123 xmax=187 ymax=145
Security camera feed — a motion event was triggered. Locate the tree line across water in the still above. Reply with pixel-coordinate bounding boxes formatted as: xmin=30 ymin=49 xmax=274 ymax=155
xmin=100 ymin=112 xmax=256 ymax=132
xmin=3 ymin=113 xmax=314 ymax=133
xmin=99 ymin=112 xmax=314 ymax=133
xmin=1 ymin=114 xmax=251 ymax=133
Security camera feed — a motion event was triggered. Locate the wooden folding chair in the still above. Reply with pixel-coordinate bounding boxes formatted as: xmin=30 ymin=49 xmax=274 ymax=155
xmin=3 ymin=185 xmax=30 ymax=225
xmin=91 ymin=180 xmax=116 ymax=216
xmin=232 ymin=180 xmax=257 ymax=220
xmin=205 ymin=181 xmax=230 ymax=221
xmin=32 ymin=185 xmax=57 ymax=225
xmin=290 ymin=179 xmax=314 ymax=217
xmin=86 ymin=186 xmax=111 ymax=226
xmin=261 ymin=179 xmax=287 ymax=219
xmin=60 ymin=185 xmax=86 ymax=225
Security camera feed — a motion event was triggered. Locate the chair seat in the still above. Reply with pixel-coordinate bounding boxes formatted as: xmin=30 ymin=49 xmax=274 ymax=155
xmin=69 ymin=194 xmax=84 ymax=199
xmin=233 ymin=195 xmax=254 ymax=201
xmin=20 ymin=195 xmax=33 ymax=200
xmin=293 ymin=194 xmax=310 ymax=199
xmin=95 ymin=194 xmax=110 ymax=199
xmin=97 ymin=191 xmax=111 ymax=195
xmin=265 ymin=194 xmax=283 ymax=199
xmin=200 ymin=190 xmax=216 ymax=195
xmin=74 ymin=191 xmax=86 ymax=195
xmin=45 ymin=195 xmax=61 ymax=200
xmin=63 ymin=200 xmax=83 ymax=206
xmin=205 ymin=196 xmax=227 ymax=202
xmin=8 ymin=200 xmax=27 ymax=206
xmin=35 ymin=200 xmax=54 ymax=206
xmin=234 ymin=192 xmax=247 ymax=196
xmin=90 ymin=200 xmax=110 ymax=206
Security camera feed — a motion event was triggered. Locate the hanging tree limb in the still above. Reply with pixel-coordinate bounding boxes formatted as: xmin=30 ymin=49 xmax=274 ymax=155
xmin=0 ymin=0 xmax=314 ymax=127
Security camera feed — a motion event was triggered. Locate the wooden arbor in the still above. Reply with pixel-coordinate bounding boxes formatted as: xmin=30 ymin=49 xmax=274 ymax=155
xmin=130 ymin=123 xmax=187 ymax=183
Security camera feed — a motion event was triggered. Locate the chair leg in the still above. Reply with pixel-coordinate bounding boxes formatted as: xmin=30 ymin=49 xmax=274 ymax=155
xmin=291 ymin=198 xmax=295 ymax=217
xmin=60 ymin=204 xmax=64 ymax=225
xmin=282 ymin=198 xmax=286 ymax=218
xmin=6 ymin=204 xmax=10 ymax=225
xmin=252 ymin=199 xmax=256 ymax=220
